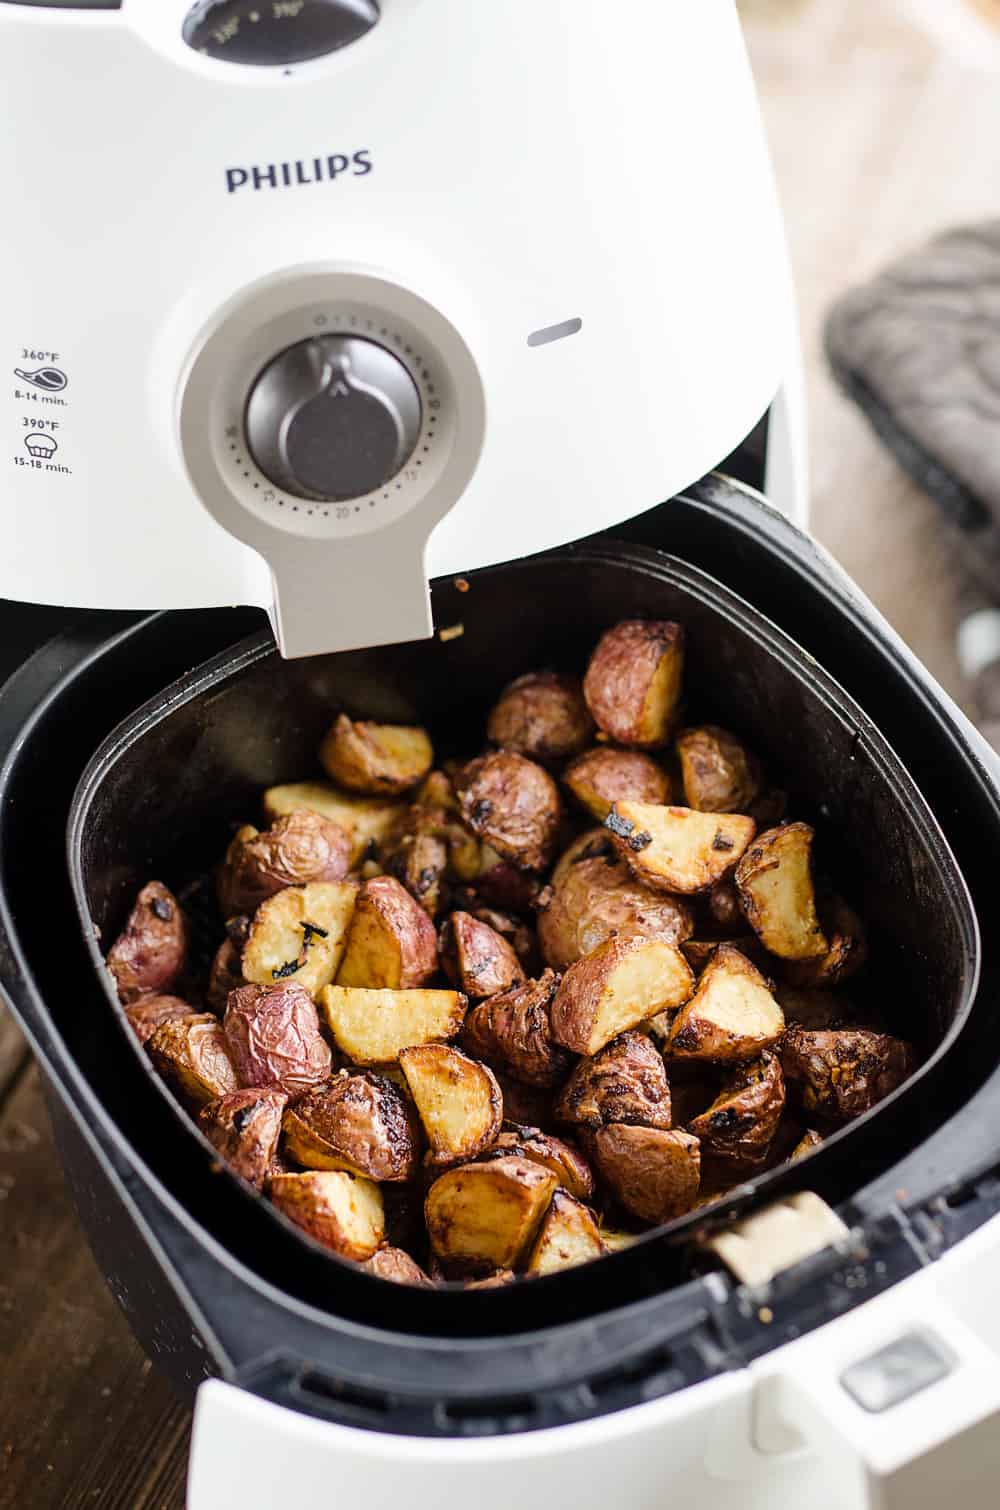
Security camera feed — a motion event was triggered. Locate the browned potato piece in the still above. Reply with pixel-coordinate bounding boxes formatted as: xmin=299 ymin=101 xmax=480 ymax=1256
xmin=526 ymin=1190 xmax=605 ymax=1275
xmin=319 ymin=714 xmax=433 ymax=796
xmin=681 ymin=937 xmax=771 ymax=979
xmin=336 ymin=876 xmax=437 ymax=990
xmin=555 ymin=1031 xmax=672 ymax=1131
xmin=465 ymin=1270 xmax=516 ymax=1289
xmin=551 ymin=936 xmax=694 ymax=1057
xmin=676 ymin=726 xmax=761 ymax=814
xmin=599 ymin=1228 xmax=639 ymax=1253
xmin=583 ymin=620 xmax=684 ymax=748
xmin=206 ymin=934 xmax=246 ymax=1015
xmin=414 ymin=769 xmax=461 ymax=814
xmin=318 ymin=985 xmax=467 ymax=1066
xmin=775 ymin=987 xmax=857 ymax=1031
xmin=734 ymin=823 xmax=828 ymax=961
xmin=454 ymin=751 xmax=563 ymax=873
xmin=282 ymin=1071 xmax=420 ymax=1181
xmin=362 ymin=1246 xmax=432 ymax=1286
xmin=607 ymin=802 xmax=756 ymax=895
xmin=399 ymin=1044 xmax=502 ymax=1165
xmin=706 ymin=881 xmax=746 ymax=934
xmin=439 ymin=911 xmax=524 ymax=999
xmin=379 ymin=808 xmax=450 ymax=917
xmin=790 ymin=1128 xmax=824 ymax=1160
xmin=241 ymin=881 xmax=358 ymax=996
xmin=781 ymin=1028 xmax=915 ymax=1122
xmin=563 ymin=746 xmax=671 ymax=822
xmin=457 ymin=849 xmax=546 ymax=914
xmin=125 ymin=994 xmax=196 ymax=1046
xmin=107 ymin=881 xmax=188 ymax=1004
xmin=199 ymin=1087 xmax=287 ymax=1189
xmin=471 ymin=908 xmax=541 ymax=975
xmin=148 ymin=1013 xmax=240 ymax=1107
xmin=425 ymin=1156 xmax=557 ymax=1269
xmin=262 ymin=781 xmax=401 ymax=866
xmin=688 ymin=1051 xmax=785 ymax=1167
xmin=539 ymin=834 xmax=694 ymax=972
xmin=783 ymin=895 xmax=868 ymax=988
xmin=269 ymin=1170 xmax=384 ymax=1261
xmin=489 ymin=1126 xmax=594 ymax=1201
xmin=593 ymin=1125 xmax=701 ymax=1223
xmin=486 ymin=671 xmax=594 ymax=765
xmin=223 ymin=981 xmax=332 ymax=1097
xmin=461 ymin=970 xmax=569 ymax=1087
xmin=665 ymin=1070 xmax=718 ymax=1128
xmin=668 ymin=945 xmax=784 ymax=1063
xmin=219 ymin=810 xmax=351 ymax=916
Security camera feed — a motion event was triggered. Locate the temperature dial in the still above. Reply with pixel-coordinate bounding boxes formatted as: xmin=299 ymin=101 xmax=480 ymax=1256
xmin=184 ymin=0 xmax=379 ymax=66
xmin=245 ymin=335 xmax=422 ymax=501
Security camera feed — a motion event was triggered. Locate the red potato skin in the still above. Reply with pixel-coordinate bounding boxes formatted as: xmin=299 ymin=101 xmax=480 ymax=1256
xmin=583 ymin=620 xmax=683 ymax=748
xmin=555 ymin=1032 xmax=672 ymax=1131
xmin=124 ymin=995 xmax=196 ymax=1046
xmin=676 ymin=725 xmax=761 ymax=814
xmin=461 ymin=970 xmax=571 ymax=1088
xmin=107 ymin=881 xmax=189 ymax=1004
xmin=439 ymin=911 xmax=525 ymax=999
xmin=348 ymin=874 xmax=439 ymax=988
xmin=688 ymin=1052 xmax=785 ymax=1168
xmin=471 ymin=908 xmax=542 ymax=975
xmin=454 ymin=751 xmax=563 ymax=873
xmin=781 ymin=1029 xmax=915 ymax=1123
xmin=486 ymin=672 xmax=594 ymax=765
xmin=563 ymin=747 xmax=671 ymax=817
xmin=538 ymin=850 xmax=694 ymax=972
xmin=199 ymin=1087 xmax=287 ymax=1189
xmin=363 ymin=1247 xmax=432 ymax=1285
xmin=219 ymin=811 xmax=351 ymax=916
xmin=206 ymin=935 xmax=245 ymax=1016
xmin=593 ymin=1125 xmax=701 ymax=1223
xmin=223 ymin=981 xmax=333 ymax=1099
xmin=284 ymin=1072 xmax=421 ymax=1182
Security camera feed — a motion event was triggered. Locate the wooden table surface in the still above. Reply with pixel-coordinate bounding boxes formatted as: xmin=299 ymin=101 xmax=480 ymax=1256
xmin=4 ymin=2 xmax=1000 ymax=1503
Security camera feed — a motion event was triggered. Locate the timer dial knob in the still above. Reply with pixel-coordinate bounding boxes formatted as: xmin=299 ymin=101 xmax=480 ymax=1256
xmin=183 ymin=0 xmax=379 ymax=66
xmin=245 ymin=335 xmax=422 ymax=502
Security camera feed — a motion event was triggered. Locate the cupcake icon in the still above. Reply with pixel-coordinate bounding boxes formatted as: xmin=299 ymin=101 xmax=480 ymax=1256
xmin=24 ymin=433 xmax=57 ymax=460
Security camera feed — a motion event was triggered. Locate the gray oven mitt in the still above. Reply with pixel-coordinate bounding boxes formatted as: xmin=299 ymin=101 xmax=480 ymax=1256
xmin=825 ymin=222 xmax=1000 ymax=738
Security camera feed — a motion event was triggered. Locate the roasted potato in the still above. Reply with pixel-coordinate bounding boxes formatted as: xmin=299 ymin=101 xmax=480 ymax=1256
xmin=664 ymin=1069 xmax=718 ymax=1128
xmin=399 ymin=1044 xmax=502 ymax=1165
xmin=269 ymin=1170 xmax=384 ymax=1261
xmin=378 ymin=807 xmax=450 ymax=917
xmin=583 ymin=620 xmax=684 ymax=748
xmin=668 ymin=945 xmax=784 ymax=1063
xmin=414 ymin=769 xmax=461 ymax=814
xmin=471 ymin=907 xmax=541 ymax=975
xmin=593 ymin=1125 xmax=701 ymax=1223
xmin=362 ymin=1246 xmax=432 ymax=1286
xmin=705 ymin=881 xmax=746 ymax=934
xmin=223 ymin=981 xmax=332 ymax=1097
xmin=454 ymin=751 xmax=563 ymax=873
xmin=734 ymin=823 xmax=828 ymax=961
xmin=676 ymin=725 xmax=761 ymax=814
xmin=486 ymin=671 xmax=594 ymax=765
xmin=555 ymin=1031 xmax=672 ymax=1131
xmin=781 ymin=1028 xmax=915 ymax=1122
xmin=318 ymin=984 xmax=467 ymax=1066
xmin=425 ymin=1156 xmax=557 ymax=1269
xmin=607 ymin=801 xmax=756 ymax=895
xmin=550 ymin=935 xmax=694 ymax=1057
xmin=461 ymin=971 xmax=571 ymax=1087
xmin=782 ymin=894 xmax=868 ymax=988
xmin=219 ymin=810 xmax=351 ymax=917
xmin=465 ymin=1270 xmax=516 ymax=1289
xmin=563 ymin=746 xmax=671 ymax=822
xmin=124 ymin=994 xmax=196 ymax=1046
xmin=107 ymin=881 xmax=189 ymax=1004
xmin=688 ymin=1052 xmax=785 ymax=1167
xmin=241 ymin=880 xmax=358 ymax=996
xmin=599 ymin=1228 xmax=640 ymax=1253
xmin=538 ymin=833 xmax=694 ymax=972
xmin=336 ymin=875 xmax=437 ymax=990
xmin=319 ymin=713 xmax=433 ymax=796
xmin=526 ymin=1190 xmax=605 ymax=1275
xmin=790 ymin=1128 xmax=824 ymax=1160
xmin=489 ymin=1125 xmax=594 ymax=1201
xmin=148 ymin=1013 xmax=240 ymax=1107
xmin=206 ymin=934 xmax=246 ymax=1015
xmin=439 ymin=911 xmax=524 ymax=999
xmin=458 ymin=854 xmax=547 ymax=915
xmin=199 ymin=1086 xmax=287 ymax=1189
xmin=263 ymin=781 xmax=401 ymax=866
xmin=282 ymin=1071 xmax=420 ymax=1182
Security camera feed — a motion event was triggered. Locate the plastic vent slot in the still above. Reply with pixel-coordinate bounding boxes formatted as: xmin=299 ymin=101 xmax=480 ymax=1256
xmin=295 ymin=1370 xmax=391 ymax=1418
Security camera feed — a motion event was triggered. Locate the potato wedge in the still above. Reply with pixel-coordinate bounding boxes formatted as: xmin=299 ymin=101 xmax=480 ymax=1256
xmin=464 ymin=1270 xmax=516 ymax=1289
xmin=583 ymin=619 xmax=684 ymax=748
xmin=668 ymin=944 xmax=784 ymax=1063
xmin=790 ymin=1128 xmax=824 ymax=1160
xmin=125 ymin=994 xmax=197 ymax=1046
xmin=563 ymin=746 xmax=671 ymax=822
xmin=607 ymin=801 xmax=756 ymax=895
xmin=242 ymin=880 xmax=358 ymax=996
xmin=551 ymin=935 xmax=694 ymax=1057
xmin=454 ymin=750 xmax=562 ymax=873
xmin=319 ymin=713 xmax=433 ymax=796
xmin=362 ymin=1246 xmax=432 ymax=1286
xmin=489 ymin=1126 xmax=594 ymax=1201
xmin=783 ymin=894 xmax=867 ymax=987
xmin=219 ymin=810 xmax=351 ymax=916
xmin=199 ymin=1087 xmax=287 ymax=1189
xmin=148 ymin=1013 xmax=240 ymax=1108
xmin=268 ymin=1170 xmax=384 ymax=1261
xmin=486 ymin=671 xmax=594 ymax=765
xmin=107 ymin=881 xmax=189 ymax=1004
xmin=461 ymin=971 xmax=571 ymax=1087
xmin=593 ymin=1125 xmax=701 ymax=1223
xmin=223 ymin=982 xmax=333 ymax=1097
xmin=336 ymin=875 xmax=437 ymax=990
xmin=734 ymin=823 xmax=828 ymax=961
xmin=526 ymin=1190 xmax=605 ymax=1275
xmin=425 ymin=1156 xmax=557 ymax=1269
xmin=379 ymin=808 xmax=450 ymax=917
xmin=555 ymin=1031 xmax=672 ymax=1131
xmin=282 ymin=1071 xmax=420 ymax=1181
xmin=262 ymin=781 xmax=401 ymax=866
xmin=439 ymin=911 xmax=524 ymax=999
xmin=781 ymin=1028 xmax=915 ymax=1122
xmin=676 ymin=725 xmax=761 ymax=814
xmin=688 ymin=1051 xmax=785 ymax=1167
xmin=318 ymin=985 xmax=467 ymax=1066
xmin=400 ymin=1045 xmax=502 ymax=1165
xmin=472 ymin=908 xmax=541 ymax=975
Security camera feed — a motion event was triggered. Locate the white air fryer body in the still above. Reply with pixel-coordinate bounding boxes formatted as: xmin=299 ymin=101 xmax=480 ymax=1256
xmin=0 ymin=0 xmax=802 ymax=654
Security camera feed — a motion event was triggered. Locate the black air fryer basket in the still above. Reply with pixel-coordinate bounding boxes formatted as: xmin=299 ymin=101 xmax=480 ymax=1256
xmin=3 ymin=477 xmax=1000 ymax=1437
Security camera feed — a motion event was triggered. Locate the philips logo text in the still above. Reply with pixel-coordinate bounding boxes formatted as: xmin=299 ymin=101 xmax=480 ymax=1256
xmin=226 ymin=150 xmax=372 ymax=195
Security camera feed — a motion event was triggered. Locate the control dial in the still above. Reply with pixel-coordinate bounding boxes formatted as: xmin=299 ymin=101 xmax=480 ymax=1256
xmin=245 ymin=335 xmax=422 ymax=502
xmin=183 ymin=0 xmax=379 ymax=66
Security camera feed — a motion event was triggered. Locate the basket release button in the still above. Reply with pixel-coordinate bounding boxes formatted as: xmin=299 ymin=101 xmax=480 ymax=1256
xmin=840 ymin=1331 xmax=954 ymax=1413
